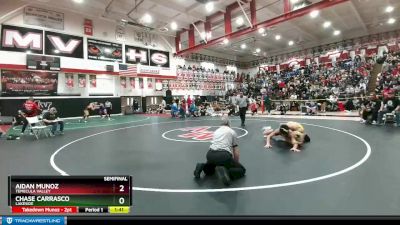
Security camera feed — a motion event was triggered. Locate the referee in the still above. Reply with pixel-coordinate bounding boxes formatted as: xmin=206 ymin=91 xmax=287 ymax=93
xmin=236 ymin=92 xmax=249 ymax=127
xmin=105 ymin=100 xmax=112 ymax=120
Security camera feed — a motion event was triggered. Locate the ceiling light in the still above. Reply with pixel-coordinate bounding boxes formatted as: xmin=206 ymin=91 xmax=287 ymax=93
xmin=170 ymin=21 xmax=178 ymax=30
xmin=258 ymin=28 xmax=265 ymax=34
xmin=240 ymin=43 xmax=246 ymax=49
xmin=73 ymin=0 xmax=83 ymax=3
xmin=388 ymin=18 xmax=396 ymax=24
xmin=262 ymin=33 xmax=267 ymax=37
xmin=200 ymin=32 xmax=206 ymax=39
xmin=323 ymin=21 xmax=331 ymax=28
xmin=310 ymin=10 xmax=319 ymax=18
xmin=223 ymin=38 xmax=229 ymax=44
xmin=288 ymin=40 xmax=294 ymax=46
xmin=333 ymin=30 xmax=341 ymax=35
xmin=385 ymin=6 xmax=394 ymax=13
xmin=256 ymin=48 xmax=261 ymax=53
xmin=275 ymin=35 xmax=281 ymax=40
xmin=205 ymin=2 xmax=214 ymax=12
xmin=236 ymin=17 xmax=244 ymax=26
xmin=142 ymin=13 xmax=152 ymax=24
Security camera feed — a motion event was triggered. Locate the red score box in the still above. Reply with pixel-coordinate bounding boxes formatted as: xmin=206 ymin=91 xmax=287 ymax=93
xmin=12 ymin=206 xmax=78 ymax=214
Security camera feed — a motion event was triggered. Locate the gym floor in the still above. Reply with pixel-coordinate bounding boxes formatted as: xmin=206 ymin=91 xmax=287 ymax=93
xmin=1 ymin=115 xmax=399 ymax=215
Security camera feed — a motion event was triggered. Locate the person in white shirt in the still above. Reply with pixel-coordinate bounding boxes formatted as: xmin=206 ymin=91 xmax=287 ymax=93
xmin=194 ymin=115 xmax=246 ymax=185
xmin=236 ymin=92 xmax=249 ymax=126
xmin=105 ymin=100 xmax=112 ymax=120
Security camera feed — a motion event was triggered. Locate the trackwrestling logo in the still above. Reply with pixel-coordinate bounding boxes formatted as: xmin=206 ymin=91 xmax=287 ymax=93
xmin=2 ymin=216 xmax=64 ymax=225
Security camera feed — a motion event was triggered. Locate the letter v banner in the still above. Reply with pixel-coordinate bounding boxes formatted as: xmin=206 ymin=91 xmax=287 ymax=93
xmin=45 ymin=31 xmax=83 ymax=58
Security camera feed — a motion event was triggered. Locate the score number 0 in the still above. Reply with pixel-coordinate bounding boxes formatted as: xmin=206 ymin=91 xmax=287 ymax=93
xmin=119 ymin=185 xmax=125 ymax=205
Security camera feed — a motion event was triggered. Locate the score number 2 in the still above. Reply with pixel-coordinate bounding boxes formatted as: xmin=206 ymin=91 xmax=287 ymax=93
xmin=119 ymin=185 xmax=125 ymax=205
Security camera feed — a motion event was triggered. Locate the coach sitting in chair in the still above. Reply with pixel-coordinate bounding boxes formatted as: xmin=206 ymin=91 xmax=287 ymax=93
xmin=42 ymin=107 xmax=64 ymax=136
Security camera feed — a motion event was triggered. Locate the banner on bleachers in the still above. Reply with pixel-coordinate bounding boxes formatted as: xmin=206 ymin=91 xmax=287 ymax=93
xmin=45 ymin=31 xmax=83 ymax=58
xmin=120 ymin=77 xmax=126 ymax=88
xmin=78 ymin=74 xmax=86 ymax=88
xmin=65 ymin=73 xmax=74 ymax=88
xmin=259 ymin=40 xmax=400 ymax=72
xmin=87 ymin=38 xmax=123 ymax=62
xmin=1 ymin=70 xmax=58 ymax=96
xmin=130 ymin=77 xmax=136 ymax=89
xmin=89 ymin=75 xmax=96 ymax=88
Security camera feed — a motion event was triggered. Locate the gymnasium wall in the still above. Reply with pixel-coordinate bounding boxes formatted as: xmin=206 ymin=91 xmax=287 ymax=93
xmin=0 ymin=3 xmax=176 ymax=98
xmin=0 ymin=97 xmax=121 ymax=117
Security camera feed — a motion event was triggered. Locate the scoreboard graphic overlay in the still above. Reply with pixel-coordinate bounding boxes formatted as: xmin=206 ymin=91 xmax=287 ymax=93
xmin=8 ymin=176 xmax=132 ymax=214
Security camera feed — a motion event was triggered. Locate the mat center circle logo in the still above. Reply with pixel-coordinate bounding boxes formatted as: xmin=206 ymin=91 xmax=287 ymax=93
xmin=162 ymin=126 xmax=248 ymax=143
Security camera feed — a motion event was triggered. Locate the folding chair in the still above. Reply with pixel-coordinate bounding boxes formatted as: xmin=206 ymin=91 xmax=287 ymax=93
xmin=383 ymin=113 xmax=395 ymax=125
xmin=25 ymin=116 xmax=50 ymax=140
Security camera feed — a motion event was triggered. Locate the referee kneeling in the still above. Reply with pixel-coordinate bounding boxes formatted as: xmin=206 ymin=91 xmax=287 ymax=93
xmin=193 ymin=115 xmax=246 ymax=185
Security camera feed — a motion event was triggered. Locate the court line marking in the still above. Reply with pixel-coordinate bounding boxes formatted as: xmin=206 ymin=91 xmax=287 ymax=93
xmin=161 ymin=126 xmax=248 ymax=143
xmin=13 ymin=117 xmax=150 ymax=132
xmin=50 ymin=118 xmax=371 ymax=192
xmin=50 ymin=119 xmax=214 ymax=175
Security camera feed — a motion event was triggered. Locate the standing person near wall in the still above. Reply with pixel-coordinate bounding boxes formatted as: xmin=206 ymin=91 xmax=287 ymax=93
xmin=263 ymin=94 xmax=272 ymax=115
xmin=105 ymin=100 xmax=112 ymax=120
xmin=236 ymin=92 xmax=249 ymax=127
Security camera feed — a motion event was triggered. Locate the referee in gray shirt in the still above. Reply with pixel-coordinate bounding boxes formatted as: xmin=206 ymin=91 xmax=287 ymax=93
xmin=236 ymin=92 xmax=249 ymax=126
xmin=193 ymin=115 xmax=246 ymax=185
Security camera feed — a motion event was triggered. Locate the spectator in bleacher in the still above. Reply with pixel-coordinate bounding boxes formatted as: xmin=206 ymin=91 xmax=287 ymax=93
xmin=189 ymin=102 xmax=199 ymax=117
xmin=199 ymin=104 xmax=207 ymax=116
xmin=161 ymin=99 xmax=167 ymax=110
xmin=187 ymin=96 xmax=193 ymax=109
xmin=227 ymin=104 xmax=236 ymax=116
xmin=377 ymin=90 xmax=400 ymax=126
xmin=306 ymin=101 xmax=317 ymax=115
xmin=171 ymin=99 xmax=179 ymax=118
xmin=360 ymin=93 xmax=381 ymax=124
xmin=133 ymin=99 xmax=139 ymax=112
xmin=206 ymin=105 xmax=215 ymax=116
xmin=12 ymin=110 xmax=27 ymax=128
xmin=157 ymin=104 xmax=165 ymax=114
xmin=250 ymin=100 xmax=258 ymax=116
xmin=179 ymin=100 xmax=187 ymax=118
xmin=263 ymin=94 xmax=272 ymax=115
xmin=195 ymin=96 xmax=203 ymax=106
xmin=42 ymin=107 xmax=64 ymax=136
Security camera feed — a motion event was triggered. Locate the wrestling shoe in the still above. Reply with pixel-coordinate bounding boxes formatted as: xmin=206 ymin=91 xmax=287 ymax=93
xmin=216 ymin=166 xmax=231 ymax=186
xmin=193 ymin=163 xmax=205 ymax=178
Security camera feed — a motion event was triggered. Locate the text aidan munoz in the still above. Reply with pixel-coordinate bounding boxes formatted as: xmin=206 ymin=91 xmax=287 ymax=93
xmin=14 ymin=183 xmax=69 ymax=206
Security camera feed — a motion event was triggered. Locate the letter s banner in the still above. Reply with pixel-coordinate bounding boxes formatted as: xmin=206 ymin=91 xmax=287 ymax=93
xmin=149 ymin=49 xmax=169 ymax=68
